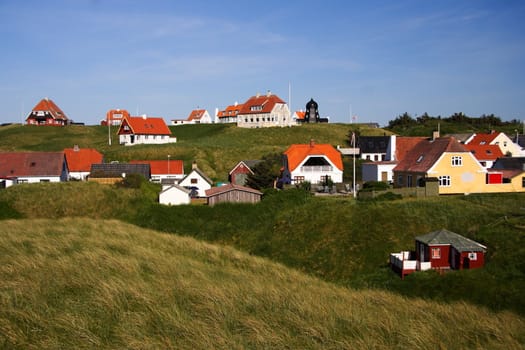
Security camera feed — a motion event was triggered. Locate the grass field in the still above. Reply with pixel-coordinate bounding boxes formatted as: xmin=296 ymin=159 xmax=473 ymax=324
xmin=1 ymin=218 xmax=524 ymax=349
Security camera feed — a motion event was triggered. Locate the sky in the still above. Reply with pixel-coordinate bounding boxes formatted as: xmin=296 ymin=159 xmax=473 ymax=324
xmin=1 ymin=0 xmax=524 ymax=126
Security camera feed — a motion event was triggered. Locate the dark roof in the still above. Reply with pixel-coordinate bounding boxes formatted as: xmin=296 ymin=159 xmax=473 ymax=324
xmin=205 ymin=183 xmax=263 ymax=197
xmin=393 ymin=137 xmax=468 ymax=173
xmin=416 ymin=229 xmax=486 ymax=252
xmin=358 ymin=136 xmax=390 ymax=154
xmin=492 ymin=157 xmax=525 ymax=170
xmin=0 ymin=152 xmax=66 ymax=177
xmin=90 ymin=163 xmax=150 ymax=179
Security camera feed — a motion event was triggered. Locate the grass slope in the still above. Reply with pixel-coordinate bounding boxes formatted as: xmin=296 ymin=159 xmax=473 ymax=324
xmin=1 ymin=218 xmax=524 ymax=349
xmin=2 ymin=183 xmax=525 ymax=316
xmin=0 ymin=123 xmax=383 ymax=181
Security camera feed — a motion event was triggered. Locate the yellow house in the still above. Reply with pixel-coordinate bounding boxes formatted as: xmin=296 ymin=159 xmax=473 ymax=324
xmin=393 ymin=137 xmax=487 ymax=194
xmin=393 ymin=137 xmax=525 ymax=194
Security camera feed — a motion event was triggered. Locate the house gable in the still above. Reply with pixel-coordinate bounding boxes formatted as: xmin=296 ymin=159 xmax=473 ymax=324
xmin=26 ymin=98 xmax=69 ymax=126
xmin=118 ymin=116 xmax=171 ymax=136
xmin=64 ymin=147 xmax=104 ymax=173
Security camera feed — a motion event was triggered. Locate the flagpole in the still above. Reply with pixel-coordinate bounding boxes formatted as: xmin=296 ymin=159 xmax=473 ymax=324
xmin=352 ymin=131 xmax=356 ymax=198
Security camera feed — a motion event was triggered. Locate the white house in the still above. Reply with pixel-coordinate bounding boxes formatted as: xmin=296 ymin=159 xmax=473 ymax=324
xmin=171 ymin=109 xmax=213 ymax=125
xmin=466 ymin=131 xmax=522 ymax=157
xmin=282 ymin=140 xmax=343 ymax=185
xmin=130 ymin=159 xmax=184 ymax=183
xmin=236 ymin=91 xmax=293 ymax=128
xmin=216 ymin=103 xmax=243 ymax=124
xmin=159 ymin=184 xmax=192 ymax=205
xmin=0 ymin=152 xmax=69 ymax=185
xmin=117 ymin=115 xmax=177 ymax=146
xmin=178 ymin=164 xmax=213 ymax=198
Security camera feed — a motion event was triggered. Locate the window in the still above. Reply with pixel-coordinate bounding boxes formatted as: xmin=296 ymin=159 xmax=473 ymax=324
xmin=190 ymin=178 xmax=198 ymax=184
xmin=407 ymin=175 xmax=413 ymax=187
xmin=40 ymin=179 xmax=50 ymax=183
xmin=468 ymin=252 xmax=477 ymax=260
xmin=451 ymin=156 xmax=463 ymax=166
xmin=397 ymin=174 xmax=403 ymax=186
xmin=438 ymin=175 xmax=451 ymax=187
xmin=293 ymin=176 xmax=305 ymax=184
xmin=522 ymin=177 xmax=525 ymax=188
xmin=431 ymin=248 xmax=441 ymax=259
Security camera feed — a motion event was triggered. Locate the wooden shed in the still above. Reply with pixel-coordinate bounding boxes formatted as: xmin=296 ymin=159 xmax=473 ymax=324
xmin=205 ymin=184 xmax=262 ymax=206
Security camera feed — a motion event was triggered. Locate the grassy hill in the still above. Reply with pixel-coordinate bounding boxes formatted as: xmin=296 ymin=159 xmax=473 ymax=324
xmin=0 ymin=123 xmax=385 ymax=181
xmin=1 ymin=218 xmax=524 ymax=349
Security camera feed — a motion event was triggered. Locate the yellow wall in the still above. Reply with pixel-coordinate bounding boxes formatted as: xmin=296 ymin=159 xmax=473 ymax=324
xmin=482 ymin=172 xmax=525 ymax=193
xmin=427 ymin=152 xmax=487 ymax=194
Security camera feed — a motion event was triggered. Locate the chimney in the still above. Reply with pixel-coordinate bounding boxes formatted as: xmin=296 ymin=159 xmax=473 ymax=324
xmin=309 ymin=139 xmax=315 ymax=148
xmin=256 ymin=92 xmax=261 ymax=98
xmin=267 ymin=90 xmax=271 ymax=97
xmin=192 ymin=161 xmax=198 ymax=170
xmin=432 ymin=130 xmax=440 ymax=140
xmin=73 ymin=144 xmax=79 ymax=152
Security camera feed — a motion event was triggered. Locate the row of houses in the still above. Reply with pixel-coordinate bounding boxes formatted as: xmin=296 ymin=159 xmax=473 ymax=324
xmin=359 ymin=131 xmax=525 ymax=195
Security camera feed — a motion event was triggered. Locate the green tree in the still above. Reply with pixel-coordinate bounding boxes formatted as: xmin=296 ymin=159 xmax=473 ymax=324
xmin=245 ymin=153 xmax=282 ymax=190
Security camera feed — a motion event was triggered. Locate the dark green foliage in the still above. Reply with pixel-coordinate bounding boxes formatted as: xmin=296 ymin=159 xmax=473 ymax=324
xmin=361 ymin=181 xmax=390 ymax=191
xmin=116 ymin=174 xmax=146 ymax=189
xmin=0 ymin=200 xmax=23 ymax=219
xmin=245 ymin=153 xmax=282 ymax=190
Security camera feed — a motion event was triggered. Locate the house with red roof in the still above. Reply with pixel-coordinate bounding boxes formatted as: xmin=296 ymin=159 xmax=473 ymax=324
xmin=292 ymin=110 xmax=306 ymax=124
xmin=130 ymin=159 xmax=184 ymax=183
xmin=237 ymin=91 xmax=292 ymax=128
xmin=117 ymin=115 xmax=176 ymax=146
xmin=465 ymin=131 xmax=521 ymax=157
xmin=64 ymin=146 xmax=104 ymax=181
xmin=102 ymin=109 xmax=130 ymax=126
xmin=281 ymin=140 xmax=343 ymax=185
xmin=361 ymin=135 xmax=426 ymax=183
xmin=171 ymin=109 xmax=212 ymax=125
xmin=25 ymin=98 xmax=70 ymax=126
xmin=393 ymin=136 xmax=488 ymax=194
xmin=463 ymin=143 xmax=503 ymax=169
xmin=216 ymin=102 xmax=243 ymax=124
xmin=229 ymin=160 xmax=262 ymax=186
xmin=0 ymin=152 xmax=68 ymax=187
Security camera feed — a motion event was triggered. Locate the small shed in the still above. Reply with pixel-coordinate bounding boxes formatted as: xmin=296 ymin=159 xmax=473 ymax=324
xmin=205 ymin=184 xmax=262 ymax=206
xmin=228 ymin=160 xmax=261 ymax=186
xmin=159 ymin=184 xmax=191 ymax=206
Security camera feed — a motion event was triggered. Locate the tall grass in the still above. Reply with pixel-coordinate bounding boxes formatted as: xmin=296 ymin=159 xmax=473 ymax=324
xmin=1 ymin=218 xmax=524 ymax=349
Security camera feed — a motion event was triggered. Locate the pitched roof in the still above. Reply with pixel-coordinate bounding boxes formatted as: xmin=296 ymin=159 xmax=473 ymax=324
xmin=183 ymin=167 xmax=213 ymax=185
xmin=284 ymin=141 xmax=343 ymax=172
xmin=187 ymin=109 xmax=206 ymax=121
xmin=0 ymin=152 xmax=65 ymax=177
xmin=395 ymin=137 xmax=427 ymax=162
xmin=238 ymin=93 xmax=286 ymax=115
xmin=160 ymin=184 xmax=191 ymax=195
xmin=64 ymin=147 xmax=104 ymax=172
xmin=468 ymin=132 xmax=499 ymax=145
xmin=205 ymin=183 xmax=263 ymax=197
xmin=217 ymin=103 xmax=243 ymax=118
xmin=229 ymin=160 xmax=262 ymax=175
xmin=416 ymin=229 xmax=487 ymax=252
xmin=89 ymin=163 xmax=150 ymax=179
xmin=294 ymin=111 xmax=306 ymax=119
xmin=487 ymin=168 xmax=524 ymax=179
xmin=358 ymin=136 xmax=390 ymax=154
xmin=393 ymin=137 xmax=468 ymax=173
xmin=463 ymin=144 xmax=503 ymax=161
xmin=120 ymin=116 xmax=171 ymax=135
xmin=492 ymin=157 xmax=525 ymax=170
xmin=130 ymin=160 xmax=184 ymax=175
xmin=28 ymin=98 xmax=69 ymax=121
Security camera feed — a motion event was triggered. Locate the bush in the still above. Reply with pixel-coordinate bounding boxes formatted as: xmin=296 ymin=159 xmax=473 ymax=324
xmin=116 ymin=173 xmax=146 ymax=189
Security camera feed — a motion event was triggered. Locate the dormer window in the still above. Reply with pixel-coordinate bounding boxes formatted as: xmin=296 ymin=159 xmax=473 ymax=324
xmin=416 ymin=155 xmax=424 ymax=163
xmin=250 ymin=105 xmax=263 ymax=112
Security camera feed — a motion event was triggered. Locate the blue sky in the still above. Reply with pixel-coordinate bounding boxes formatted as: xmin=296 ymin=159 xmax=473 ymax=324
xmin=1 ymin=0 xmax=524 ymax=126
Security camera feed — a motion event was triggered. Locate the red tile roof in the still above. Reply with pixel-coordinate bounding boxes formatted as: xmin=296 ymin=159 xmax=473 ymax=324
xmin=238 ymin=93 xmax=286 ymax=115
xmin=187 ymin=109 xmax=206 ymax=121
xmin=28 ymin=98 xmax=69 ymax=121
xmin=217 ymin=103 xmax=244 ymax=118
xmin=468 ymin=132 xmax=499 ymax=145
xmin=463 ymin=144 xmax=503 ymax=161
xmin=394 ymin=137 xmax=468 ymax=173
xmin=0 ymin=152 xmax=65 ymax=177
xmin=284 ymin=141 xmax=343 ymax=172
xmin=395 ymin=137 xmax=427 ymax=162
xmin=64 ymin=148 xmax=103 ymax=172
xmin=119 ymin=116 xmax=171 ymax=135
xmin=294 ymin=111 xmax=306 ymax=119
xmin=106 ymin=109 xmax=130 ymax=122
xmin=130 ymin=160 xmax=184 ymax=175
xmin=205 ymin=183 xmax=262 ymax=197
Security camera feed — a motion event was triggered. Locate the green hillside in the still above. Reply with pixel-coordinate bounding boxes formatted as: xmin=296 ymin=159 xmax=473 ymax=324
xmin=1 ymin=218 xmax=523 ymax=349
xmin=0 ymin=123 xmax=384 ymax=181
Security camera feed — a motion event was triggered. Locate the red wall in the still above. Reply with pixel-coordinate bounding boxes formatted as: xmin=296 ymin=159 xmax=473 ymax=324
xmin=459 ymin=251 xmax=485 ymax=269
xmin=428 ymin=244 xmax=451 ymax=269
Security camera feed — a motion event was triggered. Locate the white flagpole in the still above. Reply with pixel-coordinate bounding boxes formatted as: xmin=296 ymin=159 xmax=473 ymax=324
xmin=352 ymin=131 xmax=356 ymax=198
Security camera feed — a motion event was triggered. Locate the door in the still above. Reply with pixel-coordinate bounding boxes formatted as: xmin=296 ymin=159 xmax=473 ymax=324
xmin=381 ymin=171 xmax=388 ymax=182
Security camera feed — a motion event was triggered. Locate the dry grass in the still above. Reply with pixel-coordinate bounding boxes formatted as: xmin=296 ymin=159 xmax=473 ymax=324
xmin=1 ymin=218 xmax=524 ymax=349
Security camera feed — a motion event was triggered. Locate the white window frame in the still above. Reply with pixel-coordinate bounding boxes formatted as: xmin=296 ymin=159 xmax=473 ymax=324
xmin=468 ymin=252 xmax=477 ymax=260
xmin=438 ymin=175 xmax=451 ymax=187
xmin=451 ymin=156 xmax=463 ymax=166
